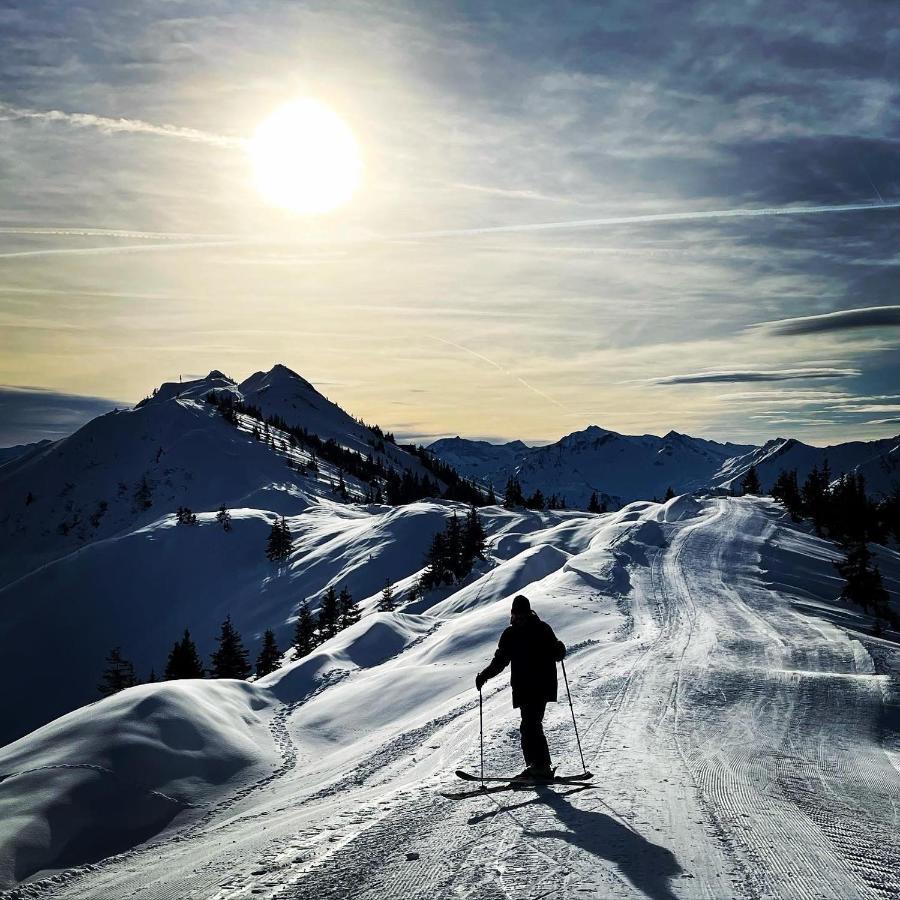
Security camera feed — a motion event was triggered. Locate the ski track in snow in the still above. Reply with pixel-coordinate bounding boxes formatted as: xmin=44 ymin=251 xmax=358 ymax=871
xmin=5 ymin=498 xmax=899 ymax=900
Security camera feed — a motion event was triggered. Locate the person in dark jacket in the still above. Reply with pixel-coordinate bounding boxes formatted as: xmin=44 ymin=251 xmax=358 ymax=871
xmin=475 ymin=594 xmax=566 ymax=779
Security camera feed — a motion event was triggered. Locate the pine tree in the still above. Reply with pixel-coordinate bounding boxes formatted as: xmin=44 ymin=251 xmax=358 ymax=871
xmin=487 ymin=483 xmax=497 ymax=505
xmin=771 ymin=468 xmax=802 ymax=519
xmin=255 ymin=629 xmax=281 ymax=678
xmin=379 ymin=579 xmax=396 ymax=612
xmin=503 ymin=476 xmax=524 ymax=508
xmin=216 ymin=504 xmax=233 ymax=532
xmin=836 ymin=542 xmax=890 ymax=615
xmin=164 ymin=629 xmax=205 ymax=679
xmin=663 ymin=486 xmax=676 ymax=501
xmin=134 ymin=475 xmax=152 ymax=510
xmin=740 ymin=466 xmax=761 ymax=495
xmin=176 ymin=506 xmax=198 ymax=525
xmin=463 ymin=505 xmax=487 ymax=565
xmin=446 ymin=514 xmax=466 ymax=579
xmin=318 ymin=586 xmax=341 ymax=640
xmin=339 ymin=586 xmax=361 ymax=628
xmin=210 ymin=615 xmax=251 ymax=679
xmin=587 ymin=491 xmax=602 ymax=513
xmin=421 ymin=530 xmax=450 ymax=589
xmin=98 ymin=647 xmax=138 ymax=696
xmin=266 ymin=516 xmax=292 ymax=561
xmin=525 ymin=488 xmax=546 ymax=511
xmin=292 ymin=602 xmax=317 ymax=658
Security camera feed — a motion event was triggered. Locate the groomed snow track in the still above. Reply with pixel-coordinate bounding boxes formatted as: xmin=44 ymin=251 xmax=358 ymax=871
xmin=6 ymin=497 xmax=899 ymax=900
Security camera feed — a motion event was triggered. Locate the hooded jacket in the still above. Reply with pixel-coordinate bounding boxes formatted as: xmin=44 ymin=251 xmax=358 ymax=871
xmin=481 ymin=611 xmax=566 ymax=707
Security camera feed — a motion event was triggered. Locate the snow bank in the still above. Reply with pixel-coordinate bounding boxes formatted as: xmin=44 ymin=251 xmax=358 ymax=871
xmin=260 ymin=612 xmax=434 ymax=703
xmin=0 ymin=680 xmax=276 ymax=888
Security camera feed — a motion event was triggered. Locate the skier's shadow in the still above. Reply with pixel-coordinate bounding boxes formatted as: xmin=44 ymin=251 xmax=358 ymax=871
xmin=469 ymin=786 xmax=683 ymax=900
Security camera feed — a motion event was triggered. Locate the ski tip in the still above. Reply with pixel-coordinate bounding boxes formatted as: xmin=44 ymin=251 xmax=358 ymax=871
xmin=455 ymin=769 xmax=475 ymax=780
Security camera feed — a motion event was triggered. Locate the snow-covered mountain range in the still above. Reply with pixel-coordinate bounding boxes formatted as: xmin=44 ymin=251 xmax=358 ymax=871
xmin=428 ymin=425 xmax=900 ymax=507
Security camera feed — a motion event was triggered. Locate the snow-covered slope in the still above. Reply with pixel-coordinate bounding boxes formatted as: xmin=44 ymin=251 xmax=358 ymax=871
xmin=713 ymin=434 xmax=900 ymax=496
xmin=1 ymin=496 xmax=897 ymax=898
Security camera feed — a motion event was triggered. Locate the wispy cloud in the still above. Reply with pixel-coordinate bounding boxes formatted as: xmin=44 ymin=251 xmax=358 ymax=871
xmin=646 ymin=367 xmax=861 ymax=385
xmin=0 ymin=104 xmax=244 ymax=149
xmin=752 ymin=305 xmax=900 ymax=336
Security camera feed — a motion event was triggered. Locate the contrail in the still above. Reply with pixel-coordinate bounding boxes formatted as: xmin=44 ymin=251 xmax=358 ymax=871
xmin=2 ymin=199 xmax=899 ymax=261
xmin=428 ymin=335 xmax=574 ymax=414
xmin=398 ymin=199 xmax=900 ymax=239
xmin=0 ymin=103 xmax=245 ymax=149
xmin=0 ymin=239 xmax=251 ymax=260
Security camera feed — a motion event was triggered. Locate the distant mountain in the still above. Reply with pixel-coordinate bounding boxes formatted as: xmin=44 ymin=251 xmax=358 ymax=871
xmin=429 ymin=425 xmax=900 ymax=508
xmin=429 ymin=425 xmax=755 ymax=508
xmin=425 ymin=436 xmax=534 ymax=491
xmin=0 ymin=439 xmax=52 ymax=467
xmin=0 ymin=366 xmax=440 ymax=588
xmin=713 ymin=434 xmax=900 ymax=497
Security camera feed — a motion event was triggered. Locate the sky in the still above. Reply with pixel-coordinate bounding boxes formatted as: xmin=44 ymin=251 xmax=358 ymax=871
xmin=1 ymin=0 xmax=899 ymax=448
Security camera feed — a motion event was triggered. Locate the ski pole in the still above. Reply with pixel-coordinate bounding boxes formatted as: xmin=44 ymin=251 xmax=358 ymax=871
xmin=478 ymin=687 xmax=485 ymax=789
xmin=561 ymin=659 xmax=587 ymax=774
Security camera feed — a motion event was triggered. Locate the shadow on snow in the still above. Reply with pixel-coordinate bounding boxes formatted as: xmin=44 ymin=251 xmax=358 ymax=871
xmin=469 ymin=786 xmax=683 ymax=900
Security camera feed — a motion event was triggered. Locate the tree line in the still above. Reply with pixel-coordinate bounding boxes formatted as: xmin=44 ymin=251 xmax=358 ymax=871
xmin=98 ymin=615 xmax=283 ymax=696
xmin=751 ymin=462 xmax=899 ymax=632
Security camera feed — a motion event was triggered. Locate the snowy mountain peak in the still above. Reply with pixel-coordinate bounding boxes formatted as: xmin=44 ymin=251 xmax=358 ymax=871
xmin=138 ymin=370 xmax=238 ymax=407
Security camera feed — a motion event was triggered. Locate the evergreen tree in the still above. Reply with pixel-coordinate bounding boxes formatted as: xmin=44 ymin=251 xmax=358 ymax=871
xmin=503 ymin=476 xmax=524 ymax=508
xmin=292 ymin=602 xmax=317 ymax=658
xmin=134 ymin=475 xmax=153 ymax=510
xmin=176 ymin=506 xmax=198 ymax=525
xmin=339 ymin=586 xmax=361 ymax=628
xmin=836 ymin=542 xmax=890 ymax=616
xmin=421 ymin=530 xmax=450 ymax=589
xmin=740 ymin=466 xmax=761 ymax=496
xmin=663 ymin=486 xmax=676 ymax=501
xmin=463 ymin=505 xmax=487 ymax=564
xmin=378 ymin=579 xmax=396 ymax=612
xmin=771 ymin=468 xmax=802 ymax=519
xmin=255 ymin=629 xmax=281 ymax=678
xmin=487 ymin=483 xmax=497 ymax=505
xmin=587 ymin=491 xmax=602 ymax=513
xmin=266 ymin=516 xmax=292 ymax=561
xmin=210 ymin=615 xmax=251 ymax=679
xmin=147 ymin=668 xmax=157 ymax=683
xmin=98 ymin=647 xmax=138 ymax=696
xmin=165 ymin=629 xmax=205 ymax=679
xmin=446 ymin=514 xmax=466 ymax=579
xmin=317 ymin=586 xmax=341 ymax=640
xmin=525 ymin=488 xmax=546 ymax=511
xmin=216 ymin=504 xmax=233 ymax=532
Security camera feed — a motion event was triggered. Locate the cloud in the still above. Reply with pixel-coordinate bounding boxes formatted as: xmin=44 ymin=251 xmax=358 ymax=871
xmin=0 ymin=103 xmax=244 ymax=149
xmin=647 ymin=367 xmax=861 ymax=385
xmin=752 ymin=305 xmax=900 ymax=336
xmin=0 ymin=386 xmax=128 ymax=446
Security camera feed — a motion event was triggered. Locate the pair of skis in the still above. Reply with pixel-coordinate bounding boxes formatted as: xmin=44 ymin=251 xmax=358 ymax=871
xmin=442 ymin=768 xmax=594 ymax=800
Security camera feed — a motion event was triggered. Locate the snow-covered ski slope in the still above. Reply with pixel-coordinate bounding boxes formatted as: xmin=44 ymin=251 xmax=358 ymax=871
xmin=1 ymin=496 xmax=899 ymax=899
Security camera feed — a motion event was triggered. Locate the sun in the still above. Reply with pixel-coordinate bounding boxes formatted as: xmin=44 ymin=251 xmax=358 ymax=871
xmin=249 ymin=99 xmax=362 ymax=215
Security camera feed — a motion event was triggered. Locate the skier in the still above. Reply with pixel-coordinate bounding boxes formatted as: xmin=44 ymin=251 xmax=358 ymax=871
xmin=475 ymin=594 xmax=566 ymax=781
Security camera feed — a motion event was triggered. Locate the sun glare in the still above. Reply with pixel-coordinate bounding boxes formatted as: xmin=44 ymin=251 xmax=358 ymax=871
xmin=249 ymin=99 xmax=362 ymax=214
